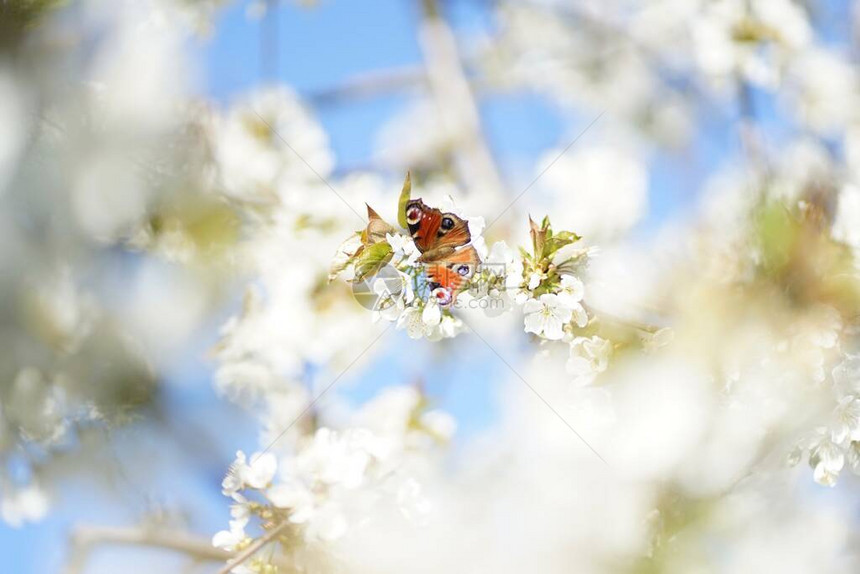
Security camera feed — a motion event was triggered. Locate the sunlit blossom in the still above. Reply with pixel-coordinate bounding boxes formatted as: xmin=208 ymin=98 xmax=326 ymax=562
xmin=523 ymin=294 xmax=574 ymax=340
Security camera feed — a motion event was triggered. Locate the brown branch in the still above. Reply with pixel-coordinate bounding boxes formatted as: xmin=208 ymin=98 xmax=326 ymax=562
xmin=216 ymin=520 xmax=291 ymax=574
xmin=65 ymin=524 xmax=292 ymax=574
xmin=65 ymin=525 xmax=230 ymax=574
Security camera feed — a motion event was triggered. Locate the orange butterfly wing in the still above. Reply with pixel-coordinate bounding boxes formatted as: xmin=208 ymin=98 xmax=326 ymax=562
xmin=425 ymin=245 xmax=480 ymax=295
xmin=404 ymin=199 xmax=471 ymax=258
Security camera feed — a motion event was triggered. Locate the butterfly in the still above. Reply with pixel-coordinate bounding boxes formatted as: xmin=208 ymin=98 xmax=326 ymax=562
xmin=404 ymin=198 xmax=480 ymax=306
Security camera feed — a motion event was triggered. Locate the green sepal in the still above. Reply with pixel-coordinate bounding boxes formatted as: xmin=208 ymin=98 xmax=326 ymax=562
xmin=397 ymin=172 xmax=412 ymax=229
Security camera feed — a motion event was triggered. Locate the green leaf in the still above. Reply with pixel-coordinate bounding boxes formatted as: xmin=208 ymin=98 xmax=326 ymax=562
xmin=397 ymin=172 xmax=412 ymax=229
xmin=553 ymin=230 xmax=581 ymax=243
xmin=353 ymin=241 xmax=393 ymax=282
xmin=544 ymin=231 xmax=581 ymax=259
xmin=544 ymin=239 xmax=567 ymax=258
xmin=541 ymin=215 xmax=552 ymax=237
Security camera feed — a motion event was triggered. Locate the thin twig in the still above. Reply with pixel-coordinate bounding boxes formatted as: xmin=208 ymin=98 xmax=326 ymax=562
xmin=216 ymin=520 xmax=291 ymax=574
xmin=306 ymin=67 xmax=427 ymax=105
xmin=737 ymin=78 xmax=765 ymax=173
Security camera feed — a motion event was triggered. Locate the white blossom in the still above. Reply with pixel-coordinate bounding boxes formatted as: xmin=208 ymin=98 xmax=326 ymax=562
xmin=223 ymin=451 xmax=277 ymax=498
xmin=523 ymin=294 xmax=573 ymax=340
xmin=831 ymin=396 xmax=860 ymax=445
xmin=810 ymin=433 xmax=845 ymax=487
xmin=567 ymin=336 xmax=613 ymax=380
xmin=539 ymin=147 xmax=647 ymax=241
xmin=212 ymin=518 xmax=248 ymax=552
xmin=386 ymin=232 xmax=420 ymax=266
xmin=557 ymin=275 xmax=589 ymax=328
xmin=212 ymin=87 xmax=332 ymax=203
xmin=398 ymin=307 xmax=426 ymax=340
xmin=0 ymin=485 xmax=49 ymax=528
xmin=421 ymin=299 xmax=443 ymax=327
xmin=267 ymin=482 xmax=315 ymax=523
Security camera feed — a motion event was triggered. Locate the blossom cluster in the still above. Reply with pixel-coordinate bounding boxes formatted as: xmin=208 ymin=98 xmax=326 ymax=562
xmin=328 ymin=182 xmax=618 ymax=387
xmin=791 ymin=338 xmax=860 ymax=486
xmin=213 ymin=386 xmax=454 ymax=571
xmin=490 ymin=0 xmax=856 ymax=143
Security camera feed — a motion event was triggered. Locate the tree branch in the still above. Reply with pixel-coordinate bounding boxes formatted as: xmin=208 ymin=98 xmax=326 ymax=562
xmin=306 ymin=67 xmax=427 ymax=105
xmin=417 ymin=0 xmax=508 ymax=202
xmin=216 ymin=520 xmax=291 ymax=574
xmin=65 ymin=525 xmax=230 ymax=574
xmin=64 ymin=524 xmax=292 ymax=574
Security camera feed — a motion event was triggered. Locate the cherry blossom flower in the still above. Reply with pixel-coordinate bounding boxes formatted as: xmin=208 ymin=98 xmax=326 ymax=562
xmin=386 ymin=232 xmax=420 ymax=265
xmin=567 ymin=336 xmax=613 ymax=381
xmin=557 ymin=275 xmax=588 ymax=328
xmin=212 ymin=518 xmax=249 ymax=552
xmin=398 ymin=307 xmax=426 ymax=340
xmin=523 ymin=294 xmax=573 ymax=340
xmin=267 ymin=482 xmax=315 ymax=524
xmin=223 ymin=451 xmax=277 ymax=498
xmin=810 ymin=432 xmax=845 ymax=487
xmin=831 ymin=396 xmax=860 ymax=445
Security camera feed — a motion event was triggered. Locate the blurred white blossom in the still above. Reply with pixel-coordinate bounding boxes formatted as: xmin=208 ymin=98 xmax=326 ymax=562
xmin=539 ymin=147 xmax=648 ymax=241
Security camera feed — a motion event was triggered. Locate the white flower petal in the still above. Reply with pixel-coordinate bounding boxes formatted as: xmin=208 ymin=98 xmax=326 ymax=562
xmin=522 ymin=298 xmax=543 ymax=314
xmin=542 ymin=316 xmax=565 ymax=340
xmin=422 ymin=301 xmax=442 ymax=326
xmin=244 ymin=452 xmax=277 ymax=488
xmin=523 ymin=311 xmax=544 ymax=335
